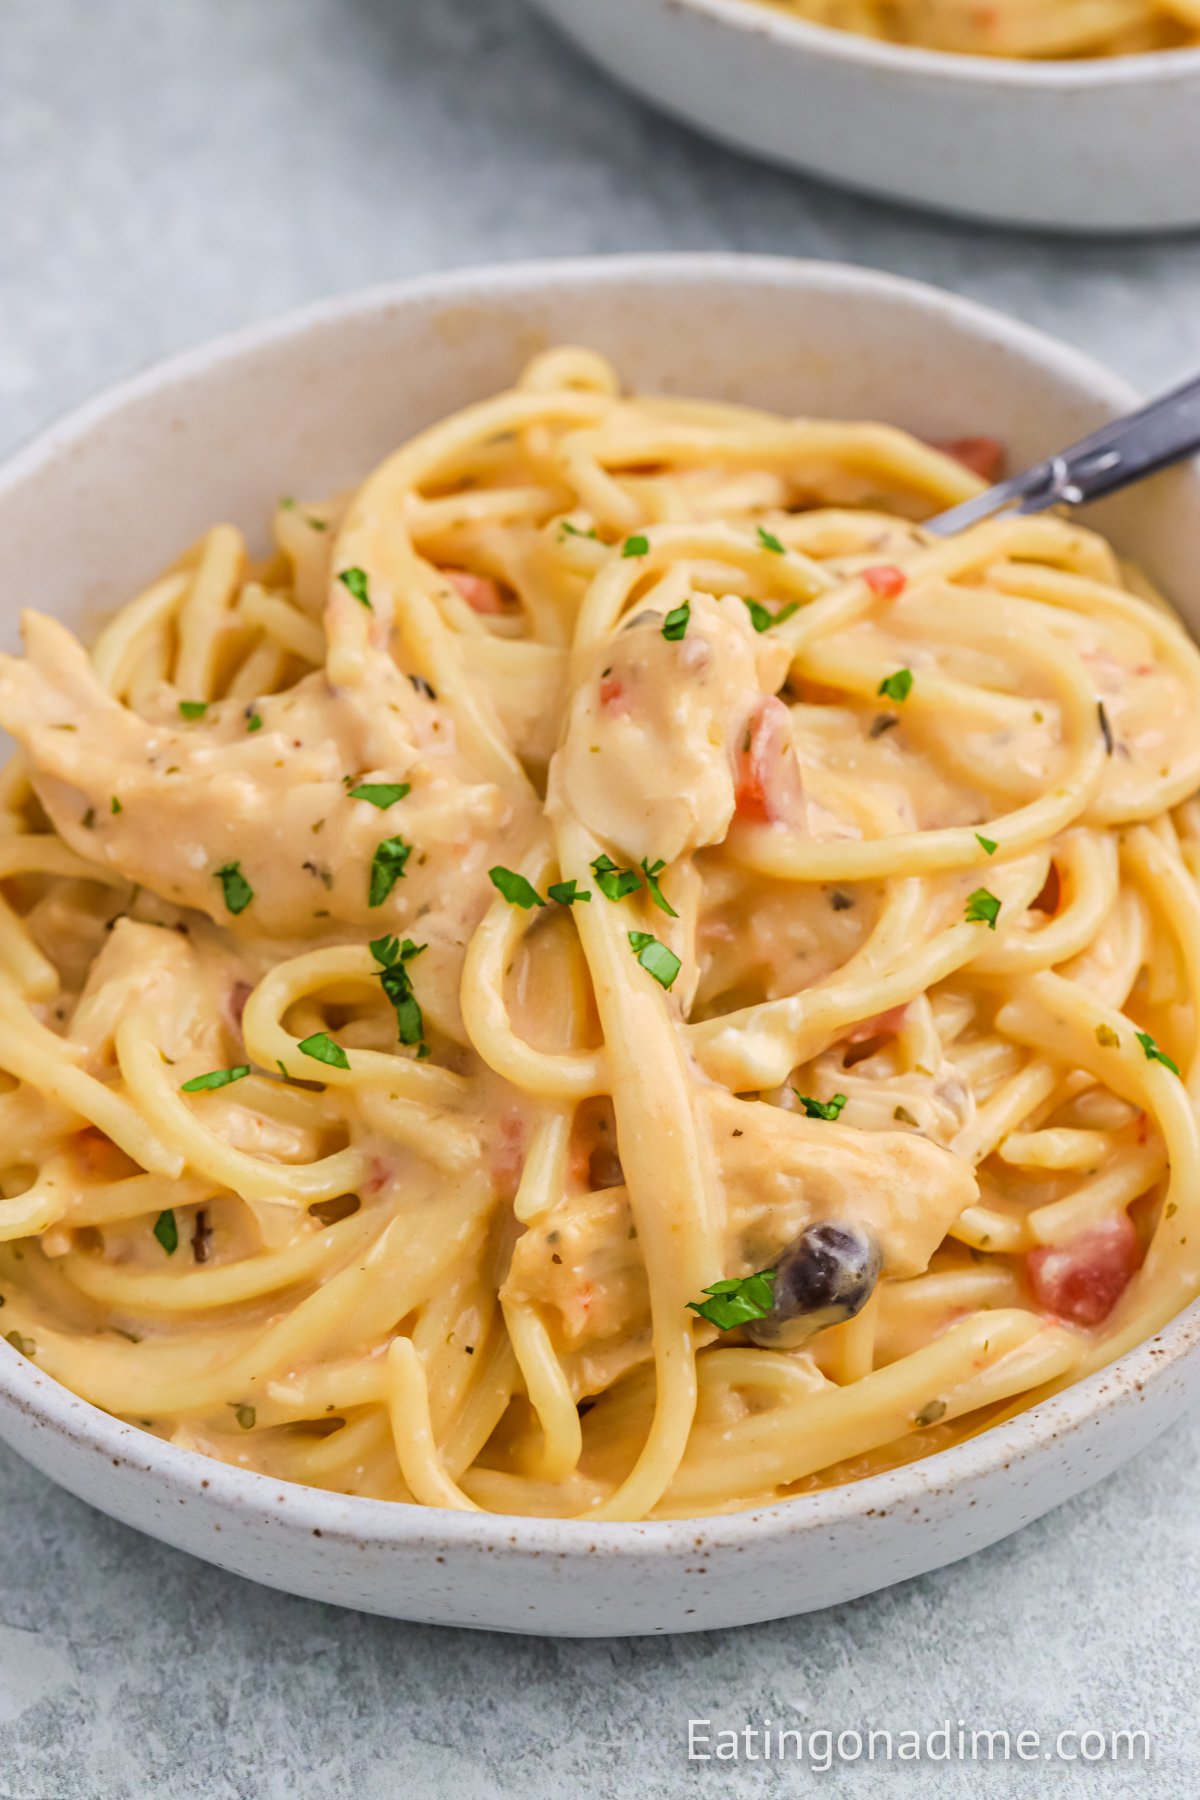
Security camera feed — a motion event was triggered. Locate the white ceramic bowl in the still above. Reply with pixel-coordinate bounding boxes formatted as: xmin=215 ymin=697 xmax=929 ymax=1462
xmin=527 ymin=0 xmax=1200 ymax=233
xmin=2 ymin=255 xmax=1200 ymax=1637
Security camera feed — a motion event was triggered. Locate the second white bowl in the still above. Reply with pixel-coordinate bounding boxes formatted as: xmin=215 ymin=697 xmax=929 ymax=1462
xmin=528 ymin=0 xmax=1200 ymax=233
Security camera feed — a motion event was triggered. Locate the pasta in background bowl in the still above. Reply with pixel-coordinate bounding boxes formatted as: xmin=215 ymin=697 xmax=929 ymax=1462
xmin=759 ymin=0 xmax=1200 ymax=59
xmin=526 ymin=0 xmax=1200 ymax=231
xmin=2 ymin=256 xmax=1200 ymax=1635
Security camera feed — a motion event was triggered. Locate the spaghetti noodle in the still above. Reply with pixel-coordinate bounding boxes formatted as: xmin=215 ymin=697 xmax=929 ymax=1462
xmin=758 ymin=0 xmax=1200 ymax=58
xmin=0 ymin=346 xmax=1198 ymax=1522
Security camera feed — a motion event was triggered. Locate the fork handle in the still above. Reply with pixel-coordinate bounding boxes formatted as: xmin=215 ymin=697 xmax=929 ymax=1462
xmin=1017 ymin=372 xmax=1200 ymax=514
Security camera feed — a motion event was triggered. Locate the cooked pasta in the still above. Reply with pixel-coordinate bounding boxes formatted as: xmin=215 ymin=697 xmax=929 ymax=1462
xmin=0 ymin=347 xmax=1199 ymax=1523
xmin=759 ymin=0 xmax=1200 ymax=57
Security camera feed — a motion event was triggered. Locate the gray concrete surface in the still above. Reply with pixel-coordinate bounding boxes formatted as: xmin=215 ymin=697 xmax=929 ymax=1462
xmin=2 ymin=2 xmax=1199 ymax=1794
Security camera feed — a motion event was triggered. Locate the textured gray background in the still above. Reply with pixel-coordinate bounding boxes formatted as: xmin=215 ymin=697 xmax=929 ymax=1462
xmin=2 ymin=2 xmax=1200 ymax=1795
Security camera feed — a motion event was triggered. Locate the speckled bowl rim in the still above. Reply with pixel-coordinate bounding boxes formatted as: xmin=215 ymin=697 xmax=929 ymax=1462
xmin=2 ymin=252 xmax=1200 ymax=1562
xmin=672 ymin=0 xmax=1200 ymax=86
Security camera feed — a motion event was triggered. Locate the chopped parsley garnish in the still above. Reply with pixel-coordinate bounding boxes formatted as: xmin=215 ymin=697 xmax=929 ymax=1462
xmin=1136 ymin=1030 xmax=1180 ymax=1076
xmin=180 ymin=1065 xmax=251 ymax=1094
xmin=915 ymin=1399 xmax=947 ymax=1427
xmin=741 ymin=596 xmax=799 ymax=633
xmin=215 ymin=862 xmax=254 ymax=915
xmin=878 ymin=668 xmax=914 ymax=703
xmin=794 ymin=1092 xmax=848 ymax=1122
xmin=591 ymin=854 xmax=641 ymax=902
xmin=559 ymin=520 xmax=598 ymax=542
xmin=640 ymin=857 xmax=677 ymax=919
xmin=1098 ymin=700 xmax=1115 ymax=756
xmin=235 ymin=1405 xmax=256 ymax=1431
xmin=489 ymin=866 xmax=545 ymax=909
xmin=688 ymin=1268 xmax=777 ymax=1331
xmin=627 ymin=930 xmax=681 ymax=991
xmin=153 ymin=1210 xmax=179 ymax=1255
xmin=246 ymin=711 xmax=263 ymax=733
xmin=368 ymin=836 xmax=412 ymax=907
xmin=111 ymin=796 xmax=122 ymax=815
xmin=371 ymin=935 xmax=426 ymax=1048
xmin=756 ymin=525 xmax=785 ymax=555
xmin=976 ymin=833 xmax=998 ymax=856
xmin=662 ymin=599 xmax=690 ymax=642
xmin=622 ymin=534 xmax=649 ymax=558
xmin=1095 ymin=1023 xmax=1121 ymax=1049
xmin=547 ymin=879 xmax=591 ymax=906
xmin=338 ymin=566 xmax=372 ymax=609
xmin=179 ymin=700 xmax=208 ymax=720
xmin=964 ymin=887 xmax=1001 ymax=930
xmin=348 ymin=781 xmax=411 ymax=810
xmin=306 ymin=517 xmax=327 ymax=533
xmin=298 ymin=1031 xmax=350 ymax=1070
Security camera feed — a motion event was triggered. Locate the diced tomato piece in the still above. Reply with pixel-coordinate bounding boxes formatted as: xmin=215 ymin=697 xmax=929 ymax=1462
xmin=72 ymin=1127 xmax=133 ymax=1180
xmin=490 ymin=1108 xmax=526 ymax=1202
xmin=444 ymin=568 xmax=506 ymax=615
xmin=734 ymin=697 xmax=804 ymax=826
xmin=863 ymin=564 xmax=907 ymax=599
xmin=934 ymin=436 xmax=1006 ymax=483
xmin=845 ymin=1003 xmax=908 ymax=1045
xmin=1027 ymin=1215 xmax=1138 ymax=1327
xmin=598 ymin=673 xmax=630 ymax=716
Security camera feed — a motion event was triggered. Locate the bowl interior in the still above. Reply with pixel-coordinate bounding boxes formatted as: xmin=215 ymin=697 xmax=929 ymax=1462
xmin=2 ymin=258 xmax=1200 ymax=1608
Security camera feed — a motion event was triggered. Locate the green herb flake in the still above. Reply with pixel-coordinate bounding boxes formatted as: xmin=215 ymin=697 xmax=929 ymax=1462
xmin=235 ymin=1404 xmax=257 ymax=1431
xmin=111 ymin=796 xmax=122 ymax=815
xmin=627 ymin=930 xmax=681 ymax=991
xmin=1095 ymin=1023 xmax=1121 ymax=1049
xmin=794 ymin=1091 xmax=849 ymax=1122
xmin=153 ymin=1210 xmax=179 ymax=1255
xmin=964 ymin=887 xmax=1001 ymax=930
xmin=488 ymin=866 xmax=545 ymax=910
xmin=878 ymin=668 xmax=914 ymax=704
xmin=741 ymin=596 xmax=799 ymax=633
xmin=756 ymin=525 xmax=786 ymax=555
xmin=640 ymin=857 xmax=678 ymax=919
xmin=1136 ymin=1030 xmax=1180 ymax=1076
xmin=338 ymin=566 xmax=373 ymax=609
xmin=559 ymin=520 xmax=598 ymax=542
xmin=215 ymin=862 xmax=254 ymax=915
xmin=621 ymin=534 xmax=649 ymax=559
xmin=893 ymin=1104 xmax=919 ymax=1126
xmin=975 ymin=833 xmax=997 ymax=856
xmin=547 ymin=879 xmax=591 ymax=906
xmin=348 ymin=781 xmax=411 ymax=810
xmin=591 ymin=854 xmax=641 ymax=902
xmin=368 ymin=836 xmax=413 ymax=907
xmin=662 ymin=600 xmax=691 ymax=642
xmin=915 ymin=1399 xmax=947 ymax=1427
xmin=180 ymin=1064 xmax=251 ymax=1094
xmin=688 ymin=1268 xmax=777 ymax=1331
xmin=371 ymin=935 xmax=427 ymax=1048
xmin=179 ymin=700 xmax=208 ymax=721
xmin=298 ymin=1031 xmax=351 ymax=1071
xmin=246 ymin=711 xmax=263 ymax=734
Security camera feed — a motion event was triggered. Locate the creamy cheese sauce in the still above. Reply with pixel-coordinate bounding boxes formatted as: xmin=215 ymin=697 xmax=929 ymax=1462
xmin=0 ymin=346 xmax=1198 ymax=1521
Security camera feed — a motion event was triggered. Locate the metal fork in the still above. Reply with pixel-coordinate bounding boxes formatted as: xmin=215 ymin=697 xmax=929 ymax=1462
xmin=926 ymin=372 xmax=1200 ymax=537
